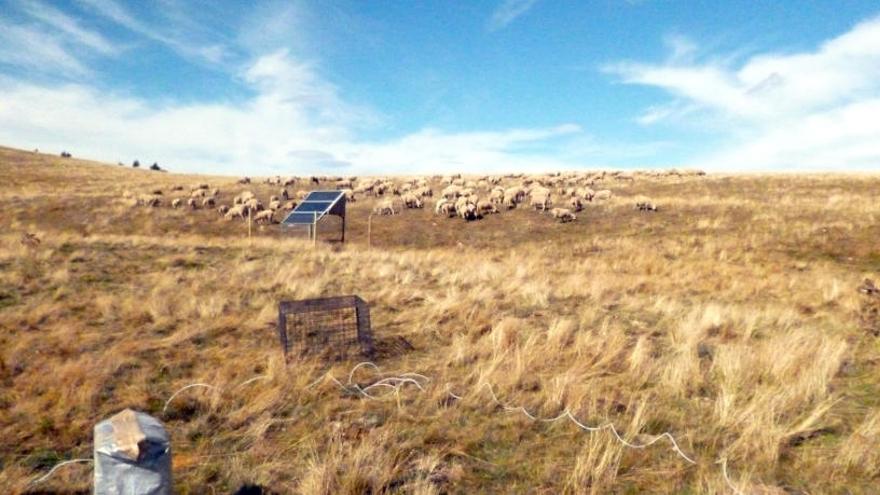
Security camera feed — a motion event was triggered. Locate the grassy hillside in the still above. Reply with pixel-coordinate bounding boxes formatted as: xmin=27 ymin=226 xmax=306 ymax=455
xmin=1 ymin=146 xmax=879 ymax=493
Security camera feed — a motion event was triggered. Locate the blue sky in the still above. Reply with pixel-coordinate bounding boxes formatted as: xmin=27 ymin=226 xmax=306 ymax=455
xmin=1 ymin=1 xmax=879 ymax=175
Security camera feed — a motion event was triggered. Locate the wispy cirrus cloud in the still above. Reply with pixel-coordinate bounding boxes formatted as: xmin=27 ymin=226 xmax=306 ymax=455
xmin=488 ymin=0 xmax=540 ymax=31
xmin=0 ymin=20 xmax=91 ymax=76
xmin=605 ymin=14 xmax=880 ymax=170
xmin=75 ymin=0 xmax=232 ymax=64
xmin=18 ymin=0 xmax=119 ymax=56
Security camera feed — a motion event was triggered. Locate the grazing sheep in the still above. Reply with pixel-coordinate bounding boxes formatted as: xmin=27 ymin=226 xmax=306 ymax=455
xmin=225 ymin=204 xmax=247 ymax=220
xmin=150 ymin=188 xmax=163 ymax=196
xmin=269 ymin=195 xmax=280 ymax=203
xmin=530 ymin=193 xmax=551 ymax=211
xmin=550 ymin=207 xmax=577 ymax=223
xmin=237 ymin=177 xmax=251 ymax=184
xmin=341 ymin=189 xmax=356 ymax=202
xmin=280 ymin=188 xmax=289 ymax=200
xmin=244 ymin=198 xmax=264 ymax=212
xmin=191 ymin=189 xmax=207 ymax=198
xmin=635 ymin=200 xmax=658 ymax=211
xmin=138 ymin=195 xmax=161 ymax=207
xmin=253 ymin=209 xmax=274 ymax=224
xmin=191 ymin=183 xmax=209 ymax=191
xmin=577 ymin=187 xmax=595 ymax=201
xmin=217 ymin=205 xmax=230 ymax=215
xmin=402 ymin=193 xmax=423 ymax=209
xmin=569 ymin=196 xmax=585 ymax=212
xmin=373 ymin=200 xmax=396 ymax=216
xmin=504 ymin=187 xmax=525 ymax=205
xmin=593 ymin=189 xmax=612 ymax=201
xmin=171 ymin=198 xmax=183 ymax=209
xmin=296 ymin=190 xmax=308 ymax=200
xmin=187 ymin=198 xmax=198 ymax=209
xmin=441 ymin=185 xmax=462 ymax=200
xmin=458 ymin=202 xmax=480 ymax=221
xmin=282 ymin=200 xmax=297 ymax=211
xmin=269 ymin=200 xmax=282 ymax=211
xmin=210 ymin=188 xmax=219 ymax=197
xmin=435 ymin=199 xmax=453 ymax=216
xmin=171 ymin=185 xmax=184 ymax=191
xmin=202 ymin=197 xmax=216 ymax=208
xmin=477 ymin=200 xmax=499 ymax=214
xmin=489 ymin=189 xmax=504 ymax=204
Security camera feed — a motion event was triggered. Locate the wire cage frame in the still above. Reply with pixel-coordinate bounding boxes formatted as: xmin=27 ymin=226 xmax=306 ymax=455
xmin=277 ymin=295 xmax=375 ymax=361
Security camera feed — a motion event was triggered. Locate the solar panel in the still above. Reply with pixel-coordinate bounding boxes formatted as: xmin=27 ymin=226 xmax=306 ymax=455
xmin=305 ymin=191 xmax=344 ymax=202
xmin=296 ymin=201 xmax=333 ymax=212
xmin=282 ymin=212 xmax=322 ymax=225
xmin=281 ymin=190 xmax=346 ymax=227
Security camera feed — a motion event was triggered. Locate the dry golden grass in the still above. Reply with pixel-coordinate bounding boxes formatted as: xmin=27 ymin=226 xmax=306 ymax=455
xmin=1 ymin=145 xmax=879 ymax=493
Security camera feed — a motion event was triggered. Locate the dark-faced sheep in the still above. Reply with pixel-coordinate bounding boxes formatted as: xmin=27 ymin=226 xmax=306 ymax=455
xmin=458 ymin=202 xmax=480 ymax=221
xmin=477 ymin=200 xmax=499 ymax=214
xmin=187 ymin=198 xmax=198 ymax=209
xmin=171 ymin=198 xmax=183 ymax=209
xmin=217 ymin=205 xmax=230 ymax=215
xmin=202 ymin=197 xmax=216 ymax=208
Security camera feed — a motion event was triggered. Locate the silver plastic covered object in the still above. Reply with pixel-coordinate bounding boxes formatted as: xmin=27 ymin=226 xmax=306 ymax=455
xmin=94 ymin=409 xmax=172 ymax=495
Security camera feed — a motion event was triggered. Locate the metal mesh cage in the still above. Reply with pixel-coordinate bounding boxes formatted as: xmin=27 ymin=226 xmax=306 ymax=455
xmin=277 ymin=295 xmax=374 ymax=360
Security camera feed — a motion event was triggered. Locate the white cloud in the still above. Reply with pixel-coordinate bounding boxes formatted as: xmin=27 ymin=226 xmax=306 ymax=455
xmin=0 ymin=50 xmax=588 ymax=175
xmin=606 ymin=15 xmax=880 ymax=170
xmin=0 ymin=20 xmax=90 ymax=76
xmin=489 ymin=0 xmax=539 ymax=31
xmin=75 ymin=0 xmax=232 ymax=64
xmin=18 ymin=0 xmax=119 ymax=55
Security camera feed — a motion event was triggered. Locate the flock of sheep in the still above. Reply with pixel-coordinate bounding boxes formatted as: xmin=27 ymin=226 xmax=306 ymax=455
xmin=123 ymin=168 xmax=704 ymax=226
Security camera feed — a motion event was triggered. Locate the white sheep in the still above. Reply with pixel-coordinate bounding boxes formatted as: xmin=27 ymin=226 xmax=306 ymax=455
xmin=530 ymin=193 xmax=551 ymax=211
xmin=373 ymin=199 xmax=396 ymax=216
xmin=550 ymin=207 xmax=577 ymax=222
xmin=402 ymin=193 xmax=423 ymax=209
xmin=253 ymin=209 xmax=274 ymax=224
xmin=593 ymin=189 xmax=612 ymax=201
xmin=201 ymin=197 xmax=216 ymax=208
xmin=171 ymin=198 xmax=183 ymax=209
xmin=225 ymin=204 xmax=247 ymax=220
